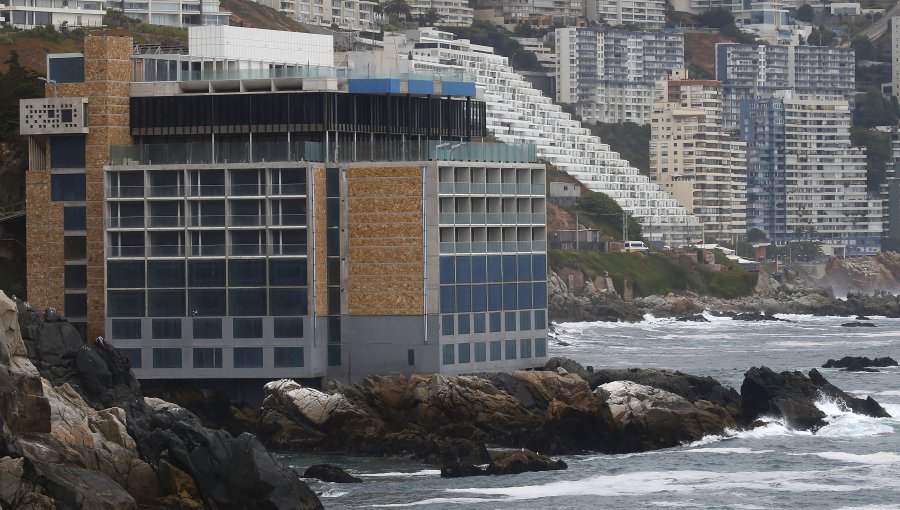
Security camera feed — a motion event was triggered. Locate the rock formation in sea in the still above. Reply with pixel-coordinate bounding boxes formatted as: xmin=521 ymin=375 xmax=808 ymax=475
xmin=822 ymin=356 xmax=898 ymax=370
xmin=0 ymin=291 xmax=322 ymax=509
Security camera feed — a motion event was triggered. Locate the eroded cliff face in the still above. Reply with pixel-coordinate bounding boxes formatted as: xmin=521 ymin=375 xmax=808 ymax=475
xmin=823 ymin=252 xmax=900 ymax=297
xmin=0 ymin=291 xmax=323 ymax=510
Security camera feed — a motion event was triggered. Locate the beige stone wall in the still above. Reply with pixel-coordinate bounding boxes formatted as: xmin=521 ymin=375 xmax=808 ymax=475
xmin=313 ymin=166 xmax=329 ymax=316
xmin=346 ymin=166 xmax=424 ymax=315
xmin=25 ymin=171 xmax=65 ymax=313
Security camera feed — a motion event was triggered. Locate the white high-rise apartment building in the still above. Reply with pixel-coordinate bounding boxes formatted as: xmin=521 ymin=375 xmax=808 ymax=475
xmin=739 ymin=91 xmax=881 ymax=256
xmin=0 ymin=0 xmax=105 ymax=28
xmin=410 ymin=0 xmax=473 ymax=26
xmin=556 ymin=27 xmax=684 ymax=125
xmin=473 ymin=0 xmax=583 ymax=25
xmin=651 ymin=73 xmax=747 ymax=242
xmin=359 ymin=28 xmax=701 ymax=245
xmin=266 ymin=0 xmax=378 ymax=32
xmin=586 ymin=0 xmax=666 ymax=30
xmin=892 ymin=17 xmax=900 ymax=101
xmin=118 ymin=0 xmax=230 ymax=27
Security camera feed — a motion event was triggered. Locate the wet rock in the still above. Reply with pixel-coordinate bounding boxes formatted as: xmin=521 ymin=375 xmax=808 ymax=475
xmin=822 ymin=356 xmax=898 ymax=369
xmin=485 ymin=449 xmax=567 ymax=475
xmin=807 ymin=369 xmax=891 ymax=419
xmin=303 ymin=464 xmax=362 ymax=483
xmin=676 ymin=314 xmax=709 ymax=322
xmin=840 ymin=322 xmax=876 ymax=327
xmin=440 ymin=461 xmax=486 ymax=478
xmin=30 ymin=460 xmax=137 ymax=510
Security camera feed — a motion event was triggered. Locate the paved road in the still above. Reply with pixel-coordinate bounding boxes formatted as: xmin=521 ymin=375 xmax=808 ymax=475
xmin=850 ymin=0 xmax=900 ymax=43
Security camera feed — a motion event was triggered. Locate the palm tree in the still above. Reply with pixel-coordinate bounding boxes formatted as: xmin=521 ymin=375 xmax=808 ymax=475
xmin=383 ymin=0 xmax=412 ymax=21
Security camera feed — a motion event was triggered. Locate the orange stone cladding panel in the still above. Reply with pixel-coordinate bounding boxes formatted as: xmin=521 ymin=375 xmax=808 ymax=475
xmin=345 ymin=166 xmax=424 ymax=316
xmin=25 ymin=171 xmax=66 ymax=313
xmin=313 ymin=166 xmax=329 ymax=316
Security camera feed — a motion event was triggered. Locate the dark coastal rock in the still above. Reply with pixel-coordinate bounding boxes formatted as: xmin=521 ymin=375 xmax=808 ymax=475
xmin=440 ymin=461 xmax=486 ymax=478
xmin=676 ymin=314 xmax=710 ymax=322
xmin=840 ymin=322 xmax=876 ymax=327
xmin=740 ymin=367 xmax=891 ymax=430
xmin=303 ymin=464 xmax=362 ymax=483
xmin=822 ymin=356 xmax=898 ymax=369
xmin=855 ymin=316 xmax=871 ymax=320
xmin=29 ymin=461 xmax=137 ymax=510
xmin=485 ymin=450 xmax=567 ymax=475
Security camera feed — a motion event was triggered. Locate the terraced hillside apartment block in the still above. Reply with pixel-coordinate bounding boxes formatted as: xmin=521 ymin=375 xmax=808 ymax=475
xmin=472 ymin=0 xmax=583 ymax=25
xmin=555 ymin=27 xmax=684 ymax=125
xmin=715 ymin=43 xmax=855 ymax=130
xmin=586 ymin=0 xmax=666 ymax=30
xmin=651 ymin=74 xmax=747 ymax=242
xmin=22 ymin=29 xmax=548 ymax=385
xmin=259 ymin=0 xmax=379 ymax=32
xmin=738 ymin=91 xmax=881 ymax=256
xmin=410 ymin=0 xmax=474 ymax=26
xmin=0 ymin=0 xmax=105 ymax=28
xmin=377 ymin=27 xmax=701 ymax=247
xmin=118 ymin=0 xmax=230 ymax=27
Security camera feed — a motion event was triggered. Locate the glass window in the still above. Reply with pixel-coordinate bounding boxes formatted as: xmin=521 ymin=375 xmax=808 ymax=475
xmin=471 ymin=256 xmax=486 ymax=283
xmin=229 ymin=288 xmax=266 ymax=316
xmin=188 ymin=260 xmax=226 ymax=287
xmin=457 ymin=314 xmax=470 ymax=335
xmin=455 ymin=256 xmax=471 ymax=283
xmin=533 ymin=282 xmax=547 ymax=308
xmin=441 ymin=314 xmax=454 ymax=336
xmin=518 ymin=283 xmax=533 ymax=309
xmin=274 ymin=347 xmax=304 ymax=368
xmin=517 ymin=255 xmax=532 ymax=281
xmin=111 ymin=319 xmax=141 ymax=339
xmin=64 ymin=265 xmax=87 ymax=289
xmin=471 ymin=285 xmax=486 ymax=312
xmin=520 ymin=338 xmax=532 ymax=359
xmin=326 ymin=198 xmax=340 ymax=226
xmin=473 ymin=313 xmax=486 ymax=333
xmin=474 ymin=342 xmax=486 ymax=362
xmin=503 ymin=284 xmax=517 ymax=310
xmin=269 ymin=288 xmax=308 ymax=316
xmin=458 ymin=343 xmax=471 ymax=364
xmin=535 ymin=337 xmax=547 ymax=358
xmin=233 ymin=318 xmax=263 ymax=338
xmin=193 ymin=348 xmax=222 ymax=368
xmin=229 ymin=259 xmax=265 ymax=287
xmin=408 ymin=349 xmax=415 ymax=366
xmin=440 ymin=257 xmax=454 ymax=284
xmin=440 ymin=286 xmax=455 ymax=313
xmin=193 ymin=318 xmax=222 ymax=339
xmin=520 ymin=310 xmax=531 ymax=331
xmin=51 ymin=174 xmax=86 ymax=200
xmin=274 ymin=317 xmax=303 ymax=338
xmin=505 ymin=311 xmax=517 ymax=332
xmin=64 ymin=294 xmax=87 ymax=318
xmin=327 ymin=258 xmax=340 ymax=286
xmin=487 ymin=255 xmax=502 ymax=283
xmin=107 ymin=261 xmax=144 ymax=288
xmin=152 ymin=348 xmax=182 ymax=368
xmin=532 ymin=254 xmax=547 ymax=281
xmin=119 ymin=348 xmax=142 ymax=368
xmin=50 ymin=136 xmax=85 ymax=167
xmin=455 ymin=285 xmax=471 ymax=313
xmin=488 ymin=284 xmax=502 ymax=311
xmin=152 ymin=318 xmax=181 ymax=339
xmin=505 ymin=339 xmax=517 ymax=360
xmin=269 ymin=258 xmax=307 ymax=286
xmin=327 ymin=344 xmax=341 ymax=366
xmin=502 ymin=255 xmax=517 ymax=282
xmin=490 ymin=340 xmax=502 ymax=361
xmin=442 ymin=344 xmax=455 ymax=365
xmin=148 ymin=289 xmax=185 ymax=317
xmin=107 ymin=290 xmax=144 ymax=317
xmin=64 ymin=236 xmax=86 ymax=260
xmin=534 ymin=310 xmax=547 ymax=330
xmin=327 ymin=229 xmax=340 ymax=256
xmin=64 ymin=206 xmax=86 ymax=230
xmin=327 ymin=316 xmax=341 ymax=343
xmin=188 ymin=289 xmax=226 ymax=317
xmin=326 ymin=168 xmax=340 ymax=196
xmin=147 ymin=260 xmax=184 ymax=288
xmin=490 ymin=312 xmax=502 ymax=332
xmin=234 ymin=347 xmax=263 ymax=368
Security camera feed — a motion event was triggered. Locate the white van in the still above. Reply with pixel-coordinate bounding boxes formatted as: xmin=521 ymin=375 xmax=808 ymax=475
xmin=622 ymin=241 xmax=649 ymax=253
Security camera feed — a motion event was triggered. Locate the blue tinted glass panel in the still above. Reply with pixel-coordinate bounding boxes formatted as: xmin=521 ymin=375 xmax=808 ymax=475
xmin=111 ymin=319 xmax=141 ymax=339
xmin=505 ymin=311 xmax=517 ymax=331
xmin=64 ymin=206 xmax=87 ymax=230
xmin=148 ymin=260 xmax=184 ymax=288
xmin=442 ymin=344 xmax=455 ymax=365
xmin=234 ymin=347 xmax=263 ymax=367
xmin=519 ymin=310 xmax=531 ymax=331
xmin=440 ymin=257 xmax=455 ymax=284
xmin=441 ymin=314 xmax=454 ymax=335
xmin=534 ymin=310 xmax=546 ymax=330
xmin=488 ymin=284 xmax=502 ymax=311
xmin=458 ymin=343 xmax=471 ymax=364
xmin=193 ymin=318 xmax=222 ymax=339
xmin=518 ymin=283 xmax=533 ymax=309
xmin=328 ymin=345 xmax=341 ymax=366
xmin=51 ymin=136 xmax=85 ymax=169
xmin=274 ymin=318 xmax=303 ymax=338
xmin=152 ymin=348 xmax=181 ymax=368
xmin=532 ymin=254 xmax=547 ymax=281
xmin=107 ymin=261 xmax=145 ymax=288
xmin=520 ymin=338 xmax=532 ymax=359
xmin=48 ymin=56 xmax=84 ymax=83
xmin=269 ymin=288 xmax=308 ymax=315
xmin=269 ymin=258 xmax=307 ymax=286
xmin=533 ymin=282 xmax=547 ymax=308
xmin=189 ymin=289 xmax=226 ymax=317
xmin=233 ymin=318 xmax=263 ymax=339
xmin=471 ymin=285 xmax=487 ymax=312
xmin=455 ymin=256 xmax=471 ymax=284
xmin=119 ymin=348 xmax=142 ymax=368
xmin=152 ymin=318 xmax=181 ymax=339
xmin=148 ymin=289 xmax=185 ymax=317
xmin=64 ymin=265 xmax=87 ymax=289
xmin=505 ymin=339 xmax=517 ymax=360
xmin=487 ymin=256 xmax=502 ymax=282
xmin=490 ymin=340 xmax=501 ymax=361
xmin=473 ymin=313 xmax=486 ymax=333
xmin=189 ymin=260 xmax=226 ymax=287
xmin=229 ymin=288 xmax=266 ymax=316
xmin=517 ymin=255 xmax=532 ymax=281
xmin=456 ymin=285 xmax=471 ymax=313
xmin=51 ymin=174 xmax=86 ymax=201
xmin=440 ymin=286 xmax=455 ymax=313
xmin=471 ymin=256 xmax=486 ymax=283
xmin=474 ymin=342 xmax=486 ymax=362
xmin=490 ymin=312 xmax=501 ymax=332
xmin=503 ymin=284 xmax=517 ymax=309
xmin=107 ymin=290 xmax=144 ymax=317
xmin=193 ymin=348 xmax=222 ymax=368
xmin=64 ymin=294 xmax=87 ymax=318
xmin=457 ymin=314 xmax=470 ymax=335
xmin=502 ymin=255 xmax=517 ymax=282
xmin=535 ymin=338 xmax=547 ymax=358
xmin=274 ymin=347 xmax=304 ymax=367
xmin=230 ymin=259 xmax=266 ymax=286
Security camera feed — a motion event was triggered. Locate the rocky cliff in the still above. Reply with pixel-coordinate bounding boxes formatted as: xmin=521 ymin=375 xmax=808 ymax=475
xmin=823 ymin=252 xmax=900 ymax=297
xmin=0 ymin=290 xmax=322 ymax=510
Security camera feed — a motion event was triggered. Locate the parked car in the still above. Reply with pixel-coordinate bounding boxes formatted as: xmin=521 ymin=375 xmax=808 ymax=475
xmin=622 ymin=241 xmax=649 ymax=253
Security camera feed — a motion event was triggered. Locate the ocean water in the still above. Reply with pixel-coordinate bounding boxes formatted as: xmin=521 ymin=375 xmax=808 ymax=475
xmin=281 ymin=314 xmax=900 ymax=509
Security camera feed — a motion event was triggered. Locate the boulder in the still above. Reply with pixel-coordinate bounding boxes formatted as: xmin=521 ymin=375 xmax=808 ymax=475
xmin=302 ymin=464 xmax=362 ymax=483
xmin=263 ymin=379 xmax=360 ymax=427
xmin=597 ymin=381 xmax=733 ymax=451
xmin=485 ymin=449 xmax=567 ymax=475
xmin=840 ymin=322 xmax=876 ymax=327
xmin=440 ymin=461 xmax=486 ymax=478
xmin=807 ymin=369 xmax=891 ymax=419
xmin=822 ymin=356 xmax=899 ymax=369
xmin=30 ymin=460 xmax=137 ymax=510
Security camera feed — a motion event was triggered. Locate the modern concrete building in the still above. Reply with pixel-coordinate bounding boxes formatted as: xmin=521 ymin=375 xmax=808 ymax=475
xmin=715 ymin=43 xmax=855 ymax=129
xmin=260 ymin=0 xmax=379 ymax=32
xmin=410 ymin=0 xmax=474 ymax=26
xmin=586 ymin=0 xmax=666 ymax=30
xmin=118 ymin=0 xmax=230 ymax=27
xmin=20 ymin=29 xmax=549 ymax=386
xmin=556 ymin=27 xmax=684 ymax=125
xmin=374 ymin=28 xmax=701 ymax=246
xmin=0 ymin=0 xmax=105 ymax=28
xmin=471 ymin=0 xmax=583 ymax=25
xmin=738 ymin=91 xmax=881 ymax=256
xmin=880 ymin=135 xmax=900 ymax=248
xmin=892 ymin=17 xmax=900 ymax=103
xmin=651 ymin=73 xmax=747 ymax=242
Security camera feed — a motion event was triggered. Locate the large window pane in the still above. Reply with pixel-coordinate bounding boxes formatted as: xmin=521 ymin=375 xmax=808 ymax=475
xmin=474 ymin=342 xmax=486 ymax=362
xmin=517 ymin=255 xmax=532 ymax=281
xmin=152 ymin=348 xmax=182 ymax=368
xmin=520 ymin=338 xmax=532 ymax=359
xmin=456 ymin=285 xmax=471 ymax=313
xmin=108 ymin=261 xmax=145 ymax=288
xmin=269 ymin=288 xmax=307 ymax=315
xmin=518 ymin=282 xmax=533 ymax=309
xmin=503 ymin=283 xmax=517 ymax=310
xmin=442 ymin=344 xmax=454 ymax=365
xmin=274 ymin=317 xmax=303 ymax=338
xmin=440 ymin=286 xmax=455 ymax=314
xmin=274 ymin=347 xmax=304 ymax=368
xmin=108 ymin=290 xmax=145 ymax=317
xmin=111 ymin=319 xmax=141 ymax=339
xmin=269 ymin=258 xmax=307 ymax=286
xmin=472 ymin=285 xmax=487 ymax=312
xmin=471 ymin=255 xmax=486 ymax=283
xmin=152 ymin=318 xmax=181 ymax=339
xmin=229 ymin=289 xmax=266 ymax=316
xmin=457 ymin=314 xmax=470 ymax=335
xmin=193 ymin=348 xmax=222 ymax=368
xmin=532 ymin=254 xmax=547 ymax=281
xmin=505 ymin=339 xmax=517 ymax=360
xmin=64 ymin=265 xmax=87 ymax=289
xmin=535 ymin=337 xmax=547 ymax=358
xmin=488 ymin=284 xmax=502 ymax=311
xmin=458 ymin=343 xmax=471 ymax=364
xmin=455 ymin=256 xmax=470 ymax=284
xmin=148 ymin=289 xmax=185 ymax=317
xmin=502 ymin=255 xmax=516 ymax=282
xmin=64 ymin=294 xmax=87 ymax=318
xmin=487 ymin=255 xmax=502 ymax=283
xmin=51 ymin=174 xmax=86 ymax=201
xmin=229 ymin=259 xmax=266 ymax=287
xmin=490 ymin=340 xmax=501 ymax=361
xmin=188 ymin=260 xmax=226 ymax=287
xmin=233 ymin=318 xmax=263 ymax=338
xmin=64 ymin=206 xmax=87 ymax=230
xmin=441 ymin=314 xmax=454 ymax=336
xmin=490 ymin=312 xmax=501 ymax=332
xmin=193 ymin=318 xmax=222 ymax=339
xmin=119 ymin=348 xmax=142 ymax=368
xmin=51 ymin=135 xmax=85 ymax=168
xmin=189 ymin=289 xmax=226 ymax=317
xmin=234 ymin=347 xmax=263 ymax=368
xmin=534 ymin=310 xmax=546 ymax=330
xmin=147 ymin=260 xmax=185 ymax=288
xmin=505 ymin=311 xmax=517 ymax=332
xmin=533 ymin=282 xmax=547 ymax=308
xmin=474 ymin=313 xmax=486 ymax=333
xmin=440 ymin=257 xmax=454 ymax=284
xmin=64 ymin=236 xmax=87 ymax=260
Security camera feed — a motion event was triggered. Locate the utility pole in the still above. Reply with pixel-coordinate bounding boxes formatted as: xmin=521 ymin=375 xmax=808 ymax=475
xmin=622 ymin=211 xmax=628 ymax=242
